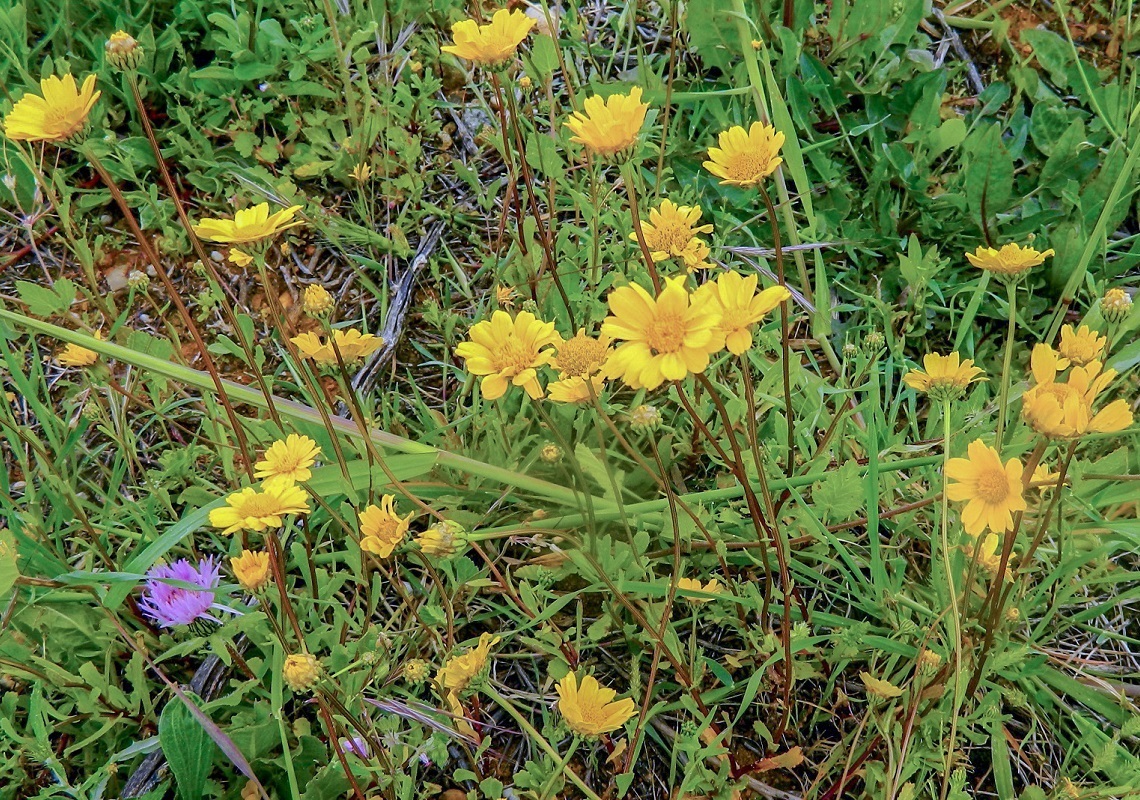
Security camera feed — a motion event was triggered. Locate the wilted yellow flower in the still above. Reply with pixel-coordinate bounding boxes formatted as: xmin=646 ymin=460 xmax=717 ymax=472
xmin=902 ymin=352 xmax=986 ymax=401
xmin=57 ymin=331 xmax=102 ymax=367
xmin=970 ymin=533 xmax=1007 ymax=575
xmin=860 ymin=671 xmax=903 ymax=699
xmin=455 ymin=311 xmax=558 ymax=400
xmin=679 ymin=238 xmax=714 ymax=272
xmin=291 ymin=329 xmax=383 ymax=365
xmin=703 ymin=122 xmax=785 ymax=187
xmin=945 ymin=439 xmax=1026 ymax=537
xmin=1029 ymin=463 xmax=1059 ymax=491
xmin=676 ymin=577 xmax=724 ymax=604
xmin=228 ymin=249 xmax=254 ymax=267
xmin=416 ymin=520 xmax=467 ymax=557
xmin=349 ymin=162 xmax=372 ymax=182
xmin=1057 ymin=324 xmax=1106 ymax=367
xmin=358 ymin=495 xmax=413 ymax=558
xmin=553 ymin=331 xmax=612 ymax=378
xmin=556 ymin=673 xmax=636 ymax=737
xmin=441 ymin=8 xmax=535 ymax=67
xmin=193 ymin=203 xmax=303 ymax=247
xmin=633 ymin=200 xmax=713 ymax=263
xmin=254 ymin=434 xmax=321 ymax=488
xmin=230 ymin=550 xmax=271 ymax=593
xmin=916 ymin=649 xmax=942 ymax=673
xmin=437 ymin=632 xmax=499 ymax=694
xmin=965 ymin=243 xmax=1053 ymax=278
xmin=1021 ymin=344 xmax=1133 ymax=438
xmin=209 ymin=483 xmax=311 ymax=534
xmin=565 ymin=87 xmax=649 ymax=158
xmin=695 ymin=271 xmax=790 ymax=355
xmin=302 ymin=284 xmax=334 ymax=316
xmin=601 ymin=276 xmax=722 ymax=390
xmin=105 ymin=31 xmax=142 ymax=71
xmin=494 ymin=284 xmax=517 ymax=308
xmin=548 ymin=374 xmax=605 ymax=403
xmin=283 ymin=653 xmax=321 ymax=692
xmin=1100 ymin=288 xmax=1133 ymax=323
xmin=3 ymin=74 xmax=100 ymax=143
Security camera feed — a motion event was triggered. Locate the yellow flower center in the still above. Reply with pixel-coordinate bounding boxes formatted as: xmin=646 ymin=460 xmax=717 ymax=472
xmin=371 ymin=517 xmax=400 ymax=539
xmin=237 ymin=495 xmax=284 ymax=518
xmin=725 ymin=151 xmax=770 ymax=183
xmin=1042 ymin=383 xmax=1078 ymax=406
xmin=974 ymin=469 xmax=1010 ymax=504
xmin=645 ymin=219 xmax=693 ymax=255
xmin=718 ymin=307 xmax=751 ymax=333
xmin=556 ymin=335 xmax=608 ymax=377
xmin=495 ymin=340 xmax=536 ymax=374
xmin=645 ymin=313 xmax=686 ymax=354
xmin=45 ymin=107 xmax=82 ymax=138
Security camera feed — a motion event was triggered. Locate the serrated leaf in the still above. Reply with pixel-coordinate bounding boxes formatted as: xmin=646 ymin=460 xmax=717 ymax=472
xmin=811 ymin=461 xmax=863 ymax=523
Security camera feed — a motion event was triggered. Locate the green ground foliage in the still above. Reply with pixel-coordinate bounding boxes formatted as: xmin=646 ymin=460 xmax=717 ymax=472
xmin=1 ymin=0 xmax=1140 ymax=799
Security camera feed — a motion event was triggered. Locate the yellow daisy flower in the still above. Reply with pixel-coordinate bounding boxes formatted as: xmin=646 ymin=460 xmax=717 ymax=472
xmin=556 ymin=672 xmax=637 ymax=737
xmin=253 ymin=434 xmax=321 ymax=488
xmin=349 ymin=163 xmax=372 ymax=182
xmin=965 ymin=243 xmax=1053 ymax=278
xmin=703 ymin=122 xmax=785 ymax=187
xmin=945 ymin=439 xmax=1026 ymax=537
xmin=902 ymin=352 xmax=986 ymax=401
xmin=601 ymin=276 xmax=722 ymax=390
xmin=1057 ymin=324 xmax=1106 ymax=367
xmin=230 ymin=550 xmax=272 ymax=593
xmin=440 ymin=8 xmax=536 ymax=67
xmin=436 ymin=632 xmax=499 ymax=695
xmin=695 ymin=271 xmax=790 ymax=355
xmin=552 ymin=330 xmax=612 ymax=378
xmin=548 ymin=374 xmax=605 ymax=403
xmin=1020 ymin=344 xmax=1133 ymax=438
xmin=3 ymin=74 xmax=100 ymax=143
xmin=632 ymin=200 xmax=713 ymax=262
xmin=358 ymin=495 xmax=413 ymax=558
xmin=859 ymin=671 xmax=903 ymax=699
xmin=290 ymin=329 xmax=384 ymax=366
xmin=192 ymin=203 xmax=303 ymax=246
xmin=455 ymin=310 xmax=558 ymax=400
xmin=209 ymin=483 xmax=311 ymax=535
xmin=676 ymin=577 xmax=724 ymax=604
xmin=57 ymin=331 xmax=103 ymax=367
xmin=564 ymin=87 xmax=649 ymax=158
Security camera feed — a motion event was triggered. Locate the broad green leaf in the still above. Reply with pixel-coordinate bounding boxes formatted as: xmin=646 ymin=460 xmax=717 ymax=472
xmin=159 ymin=698 xmax=217 ymax=800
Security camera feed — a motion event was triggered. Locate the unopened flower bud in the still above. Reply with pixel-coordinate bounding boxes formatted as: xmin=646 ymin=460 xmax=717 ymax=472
xmin=106 ymin=31 xmax=143 ymax=72
xmin=1101 ymin=287 xmax=1133 ymax=324
xmin=416 ymin=520 xmax=467 ymax=557
xmin=628 ymin=404 xmax=661 ymax=431
xmin=302 ymin=284 xmax=334 ymax=316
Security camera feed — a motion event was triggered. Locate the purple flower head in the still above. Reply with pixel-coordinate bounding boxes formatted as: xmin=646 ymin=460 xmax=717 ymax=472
xmin=140 ymin=557 xmax=227 ymax=628
xmin=338 ymin=736 xmax=370 ymax=759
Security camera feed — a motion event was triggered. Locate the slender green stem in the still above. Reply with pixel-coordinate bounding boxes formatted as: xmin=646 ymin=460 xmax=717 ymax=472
xmin=538 ymin=735 xmax=580 ymax=800
xmin=620 ymin=161 xmax=662 ymax=292
xmin=272 ymin=649 xmax=303 ymax=800
xmin=994 ymin=280 xmax=1018 ymax=450
xmin=938 ymin=399 xmax=963 ymax=800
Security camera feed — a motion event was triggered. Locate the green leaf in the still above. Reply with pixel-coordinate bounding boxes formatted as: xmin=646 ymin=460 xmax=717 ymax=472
xmin=159 ymin=698 xmax=217 ymax=800
xmin=0 ymin=528 xmax=18 ymax=599
xmin=964 ymin=124 xmax=1014 ymax=226
xmin=811 ymin=461 xmax=863 ymax=523
xmin=16 ymin=279 xmax=77 ymax=317
xmin=684 ymin=0 xmax=739 ymax=71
